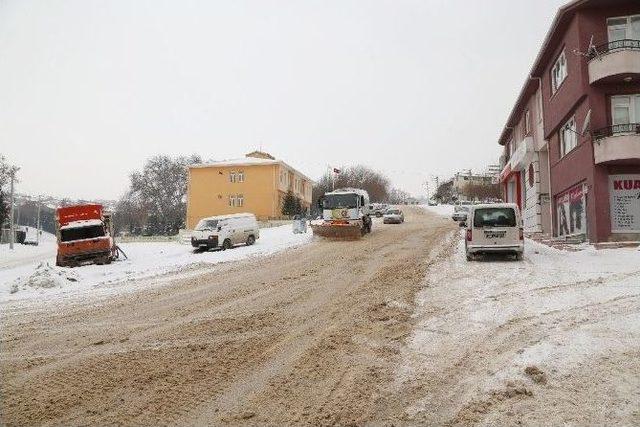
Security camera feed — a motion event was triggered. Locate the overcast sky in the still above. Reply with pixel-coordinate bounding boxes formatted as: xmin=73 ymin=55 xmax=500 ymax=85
xmin=0 ymin=0 xmax=568 ymax=200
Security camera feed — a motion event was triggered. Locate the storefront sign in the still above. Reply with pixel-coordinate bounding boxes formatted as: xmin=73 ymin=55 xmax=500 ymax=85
xmin=609 ymin=174 xmax=640 ymax=233
xmin=556 ymin=183 xmax=587 ymax=237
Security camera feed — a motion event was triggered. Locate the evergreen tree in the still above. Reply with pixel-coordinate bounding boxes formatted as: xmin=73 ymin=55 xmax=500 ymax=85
xmin=0 ymin=190 xmax=8 ymax=227
xmin=281 ymin=190 xmax=298 ymax=216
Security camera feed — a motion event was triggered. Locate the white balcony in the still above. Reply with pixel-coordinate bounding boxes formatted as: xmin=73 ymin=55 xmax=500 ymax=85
xmin=593 ymin=124 xmax=640 ymax=164
xmin=588 ymin=40 xmax=640 ymax=84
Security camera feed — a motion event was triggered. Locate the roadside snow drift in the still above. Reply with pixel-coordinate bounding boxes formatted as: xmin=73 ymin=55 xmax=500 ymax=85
xmin=0 ymin=224 xmax=313 ymax=303
xmin=401 ymin=234 xmax=640 ymax=425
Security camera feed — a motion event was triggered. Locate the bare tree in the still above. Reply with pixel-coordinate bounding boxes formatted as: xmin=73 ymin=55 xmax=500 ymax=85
xmin=462 ymin=183 xmax=502 ymax=201
xmin=118 ymin=154 xmax=201 ymax=235
xmin=312 ymin=165 xmax=392 ymax=210
xmin=434 ymin=180 xmax=454 ymax=203
xmin=387 ymin=188 xmax=411 ymax=204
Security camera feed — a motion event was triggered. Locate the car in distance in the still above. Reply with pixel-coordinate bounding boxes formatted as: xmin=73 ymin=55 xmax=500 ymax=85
xmin=451 ymin=204 xmax=470 ymax=222
xmin=191 ymin=213 xmax=259 ymax=251
xmin=383 ymin=209 xmax=404 ymax=224
xmin=462 ymin=203 xmax=524 ymax=261
xmin=369 ymin=203 xmax=389 ymax=217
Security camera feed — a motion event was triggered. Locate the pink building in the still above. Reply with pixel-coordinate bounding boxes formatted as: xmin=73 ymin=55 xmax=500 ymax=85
xmin=499 ymin=0 xmax=640 ymax=243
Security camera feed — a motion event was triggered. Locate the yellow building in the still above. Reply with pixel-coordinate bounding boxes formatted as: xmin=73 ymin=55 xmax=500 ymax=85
xmin=186 ymin=151 xmax=314 ymax=228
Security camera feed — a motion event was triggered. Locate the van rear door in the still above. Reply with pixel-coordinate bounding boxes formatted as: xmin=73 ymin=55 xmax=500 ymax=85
xmin=472 ymin=207 xmax=519 ymax=246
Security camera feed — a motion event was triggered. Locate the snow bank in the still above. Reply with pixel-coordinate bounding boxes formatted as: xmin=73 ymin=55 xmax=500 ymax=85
xmin=10 ymin=262 xmax=79 ymax=294
xmin=403 ymin=233 xmax=640 ymax=420
xmin=0 ymin=224 xmax=313 ymax=304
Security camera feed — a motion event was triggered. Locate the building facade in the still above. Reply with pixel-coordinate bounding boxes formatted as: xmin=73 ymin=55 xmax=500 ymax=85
xmin=186 ymin=151 xmax=313 ymax=228
xmin=499 ymin=0 xmax=639 ymax=243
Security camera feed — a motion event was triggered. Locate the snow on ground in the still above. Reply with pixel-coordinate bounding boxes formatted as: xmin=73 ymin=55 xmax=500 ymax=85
xmin=0 ymin=224 xmax=313 ymax=304
xmin=421 ymin=204 xmax=455 ymax=218
xmin=401 ymin=233 xmax=640 ymax=424
xmin=0 ymin=231 xmax=57 ymax=270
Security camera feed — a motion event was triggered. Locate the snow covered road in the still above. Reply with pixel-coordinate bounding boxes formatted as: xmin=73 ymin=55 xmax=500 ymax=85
xmin=1 ymin=205 xmax=638 ymax=426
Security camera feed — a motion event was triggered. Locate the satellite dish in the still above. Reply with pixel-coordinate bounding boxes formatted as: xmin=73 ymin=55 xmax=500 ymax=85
xmin=582 ymin=109 xmax=592 ymax=135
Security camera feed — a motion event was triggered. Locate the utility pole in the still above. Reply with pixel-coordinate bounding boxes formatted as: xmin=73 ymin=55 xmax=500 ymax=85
xmin=36 ymin=196 xmax=41 ymax=245
xmin=8 ymin=166 xmax=19 ymax=250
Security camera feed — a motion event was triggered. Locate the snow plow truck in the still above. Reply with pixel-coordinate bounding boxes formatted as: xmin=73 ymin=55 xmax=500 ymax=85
xmin=55 ymin=204 xmax=118 ymax=267
xmin=311 ymin=188 xmax=373 ymax=240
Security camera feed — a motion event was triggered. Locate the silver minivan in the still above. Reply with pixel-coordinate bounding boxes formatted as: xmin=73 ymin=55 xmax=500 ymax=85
xmin=463 ymin=203 xmax=524 ymax=261
xmin=191 ymin=213 xmax=260 ymax=251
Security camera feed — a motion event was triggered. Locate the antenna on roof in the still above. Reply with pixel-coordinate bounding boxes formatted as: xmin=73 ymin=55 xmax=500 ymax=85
xmin=573 ymin=35 xmax=599 ymax=59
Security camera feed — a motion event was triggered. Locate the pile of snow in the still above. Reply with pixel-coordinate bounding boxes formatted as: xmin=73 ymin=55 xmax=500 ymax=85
xmin=10 ymin=262 xmax=79 ymax=294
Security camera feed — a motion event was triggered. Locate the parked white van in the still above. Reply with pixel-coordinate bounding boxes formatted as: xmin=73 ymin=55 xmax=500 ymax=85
xmin=463 ymin=203 xmax=524 ymax=261
xmin=191 ymin=213 xmax=259 ymax=251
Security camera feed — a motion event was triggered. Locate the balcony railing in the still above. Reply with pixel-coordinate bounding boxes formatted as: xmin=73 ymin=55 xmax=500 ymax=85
xmin=587 ymin=39 xmax=640 ymax=60
xmin=592 ymin=123 xmax=640 ymax=141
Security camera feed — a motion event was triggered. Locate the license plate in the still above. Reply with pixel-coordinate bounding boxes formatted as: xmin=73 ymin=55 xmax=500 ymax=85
xmin=484 ymin=230 xmax=506 ymax=239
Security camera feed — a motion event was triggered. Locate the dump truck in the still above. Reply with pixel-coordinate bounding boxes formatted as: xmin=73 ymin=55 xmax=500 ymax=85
xmin=55 ymin=204 xmax=118 ymax=267
xmin=311 ymin=188 xmax=372 ymax=239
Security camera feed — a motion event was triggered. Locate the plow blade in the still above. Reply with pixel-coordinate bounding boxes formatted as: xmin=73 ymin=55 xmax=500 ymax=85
xmin=311 ymin=222 xmax=363 ymax=240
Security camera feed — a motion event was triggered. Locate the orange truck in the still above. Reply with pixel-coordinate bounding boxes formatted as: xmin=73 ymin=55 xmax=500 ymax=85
xmin=55 ymin=204 xmax=117 ymax=267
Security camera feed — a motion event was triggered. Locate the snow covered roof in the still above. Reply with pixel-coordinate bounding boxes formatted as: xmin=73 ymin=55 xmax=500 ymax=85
xmin=190 ymin=157 xmax=315 ymax=183
xmin=59 ymin=219 xmax=104 ymax=230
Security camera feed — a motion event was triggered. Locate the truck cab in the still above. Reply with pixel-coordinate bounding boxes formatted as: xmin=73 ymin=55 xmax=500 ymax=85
xmin=56 ymin=204 xmax=115 ymax=267
xmin=313 ymin=188 xmax=372 ymax=238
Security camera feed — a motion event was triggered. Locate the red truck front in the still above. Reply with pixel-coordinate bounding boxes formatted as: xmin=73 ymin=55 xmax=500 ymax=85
xmin=55 ymin=204 xmax=115 ymax=267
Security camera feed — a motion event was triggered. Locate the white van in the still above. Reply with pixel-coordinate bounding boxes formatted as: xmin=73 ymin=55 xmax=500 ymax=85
xmin=463 ymin=203 xmax=524 ymax=261
xmin=191 ymin=213 xmax=259 ymax=251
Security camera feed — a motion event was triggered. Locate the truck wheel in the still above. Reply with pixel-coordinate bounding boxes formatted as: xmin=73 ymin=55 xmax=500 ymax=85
xmin=466 ymin=253 xmax=473 ymax=261
xmin=246 ymin=235 xmax=256 ymax=246
xmin=515 ymin=252 xmax=524 ymax=261
xmin=222 ymin=239 xmax=232 ymax=250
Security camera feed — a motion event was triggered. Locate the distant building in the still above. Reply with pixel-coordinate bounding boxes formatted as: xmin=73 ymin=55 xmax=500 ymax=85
xmin=497 ymin=0 xmax=640 ymax=242
xmin=186 ymin=151 xmax=314 ymax=228
xmin=450 ymin=171 xmax=494 ymax=201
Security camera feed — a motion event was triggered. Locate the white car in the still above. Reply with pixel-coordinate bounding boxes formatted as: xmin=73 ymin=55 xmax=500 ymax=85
xmin=451 ymin=204 xmax=470 ymax=222
xmin=463 ymin=203 xmax=524 ymax=261
xmin=191 ymin=213 xmax=259 ymax=251
xmin=383 ymin=209 xmax=404 ymax=224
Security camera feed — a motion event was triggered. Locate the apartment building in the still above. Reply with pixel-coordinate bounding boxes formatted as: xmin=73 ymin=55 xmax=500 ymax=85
xmin=450 ymin=170 xmax=495 ymax=202
xmin=186 ymin=151 xmax=314 ymax=228
xmin=498 ymin=0 xmax=639 ymax=243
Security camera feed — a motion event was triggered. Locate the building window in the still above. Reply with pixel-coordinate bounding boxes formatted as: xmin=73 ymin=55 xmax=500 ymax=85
xmin=559 ymin=116 xmax=577 ymax=157
xmin=229 ymin=171 xmax=237 ymax=183
xmin=229 ymin=195 xmax=236 ymax=206
xmin=611 ymin=94 xmax=640 ymax=125
xmin=508 ymin=139 xmax=515 ymax=156
xmin=237 ymin=194 xmax=244 ymax=207
xmin=607 ymin=15 xmax=640 ymax=45
xmin=525 ymin=109 xmax=531 ymax=135
xmin=551 ymin=50 xmax=567 ymax=94
xmin=238 ymin=171 xmax=244 ymax=182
